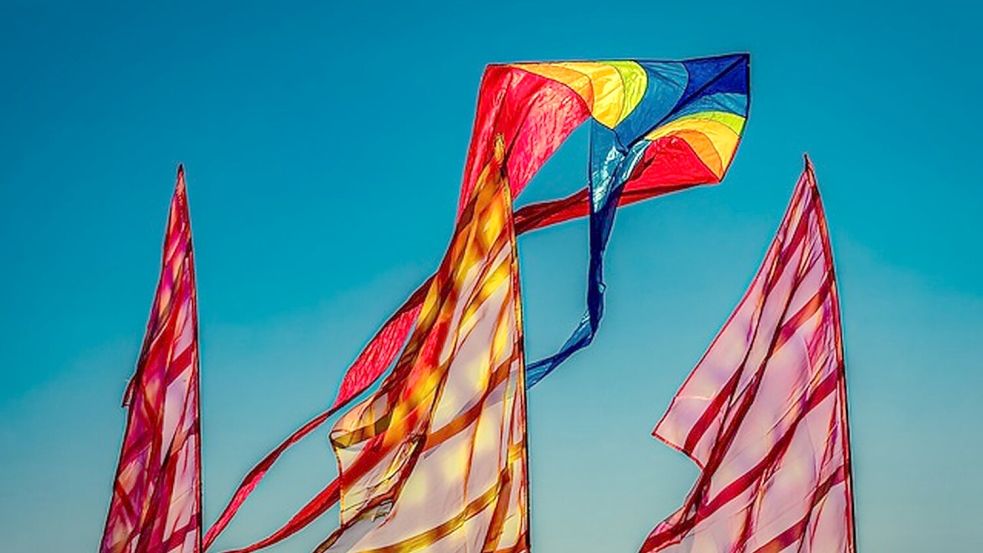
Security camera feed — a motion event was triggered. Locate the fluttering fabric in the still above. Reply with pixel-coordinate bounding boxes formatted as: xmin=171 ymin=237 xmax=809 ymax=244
xmin=101 ymin=167 xmax=203 ymax=553
xmin=641 ymin=158 xmax=856 ymax=553
xmin=315 ymin=139 xmax=529 ymax=553
xmin=203 ymin=55 xmax=751 ymax=552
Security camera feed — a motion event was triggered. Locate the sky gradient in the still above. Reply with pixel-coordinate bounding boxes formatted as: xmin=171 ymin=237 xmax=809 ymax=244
xmin=1 ymin=1 xmax=980 ymax=552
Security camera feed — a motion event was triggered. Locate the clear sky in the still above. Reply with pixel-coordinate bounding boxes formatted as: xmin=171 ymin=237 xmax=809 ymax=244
xmin=1 ymin=1 xmax=980 ymax=552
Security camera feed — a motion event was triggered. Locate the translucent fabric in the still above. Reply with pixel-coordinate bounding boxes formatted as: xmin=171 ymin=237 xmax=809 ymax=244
xmin=202 ymin=56 xmax=752 ymax=551
xmin=315 ymin=140 xmax=529 ymax=553
xmin=643 ymin=159 xmax=856 ymax=553
xmin=101 ymin=167 xmax=202 ymax=553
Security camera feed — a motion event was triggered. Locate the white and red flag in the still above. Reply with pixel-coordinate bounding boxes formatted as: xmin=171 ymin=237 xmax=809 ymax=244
xmin=101 ymin=166 xmax=203 ymax=553
xmin=312 ymin=141 xmax=530 ymax=553
xmin=642 ymin=158 xmax=856 ymax=553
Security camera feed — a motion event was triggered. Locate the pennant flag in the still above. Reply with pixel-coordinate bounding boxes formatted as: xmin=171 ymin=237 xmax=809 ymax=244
xmin=641 ymin=158 xmax=856 ymax=553
xmin=205 ymin=55 xmax=751 ymax=551
xmin=315 ymin=138 xmax=528 ymax=553
xmin=101 ymin=166 xmax=203 ymax=553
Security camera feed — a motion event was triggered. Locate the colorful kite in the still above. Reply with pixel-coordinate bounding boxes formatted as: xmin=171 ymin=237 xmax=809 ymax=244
xmin=203 ymin=55 xmax=751 ymax=552
xmin=101 ymin=166 xmax=203 ymax=553
xmin=641 ymin=158 xmax=856 ymax=553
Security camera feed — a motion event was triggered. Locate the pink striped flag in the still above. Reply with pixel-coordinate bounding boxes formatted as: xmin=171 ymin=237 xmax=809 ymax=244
xmin=101 ymin=166 xmax=203 ymax=553
xmin=642 ymin=158 xmax=856 ymax=553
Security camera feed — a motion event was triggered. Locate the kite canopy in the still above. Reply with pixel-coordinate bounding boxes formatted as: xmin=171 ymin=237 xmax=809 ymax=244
xmin=497 ymin=57 xmax=751 ymax=385
xmin=199 ymin=55 xmax=752 ymax=552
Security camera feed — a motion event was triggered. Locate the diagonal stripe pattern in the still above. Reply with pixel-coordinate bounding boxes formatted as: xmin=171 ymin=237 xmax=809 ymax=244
xmin=101 ymin=166 xmax=203 ymax=553
xmin=642 ymin=158 xmax=856 ymax=553
xmin=314 ymin=139 xmax=529 ymax=553
xmin=205 ymin=55 xmax=751 ymax=551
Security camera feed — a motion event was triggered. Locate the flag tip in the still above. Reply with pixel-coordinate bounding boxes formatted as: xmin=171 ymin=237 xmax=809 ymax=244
xmin=175 ymin=164 xmax=187 ymax=194
xmin=802 ymin=153 xmax=814 ymax=173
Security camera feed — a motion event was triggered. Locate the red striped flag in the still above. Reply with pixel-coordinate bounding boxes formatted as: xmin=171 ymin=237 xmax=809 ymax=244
xmin=313 ymin=138 xmax=530 ymax=553
xmin=642 ymin=158 xmax=856 ymax=553
xmin=101 ymin=166 xmax=203 ymax=553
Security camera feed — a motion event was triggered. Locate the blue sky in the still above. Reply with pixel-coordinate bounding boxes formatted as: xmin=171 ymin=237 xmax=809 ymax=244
xmin=1 ymin=1 xmax=980 ymax=551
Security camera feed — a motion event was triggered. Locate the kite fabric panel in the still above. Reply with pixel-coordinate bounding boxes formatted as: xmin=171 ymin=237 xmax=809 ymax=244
xmin=204 ymin=55 xmax=750 ymax=552
xmin=101 ymin=166 xmax=203 ymax=553
xmin=641 ymin=158 xmax=856 ymax=553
